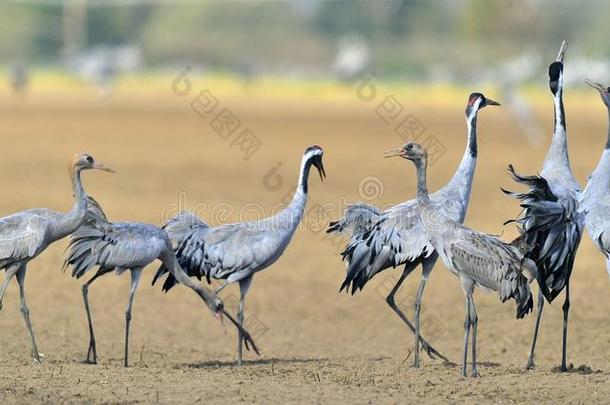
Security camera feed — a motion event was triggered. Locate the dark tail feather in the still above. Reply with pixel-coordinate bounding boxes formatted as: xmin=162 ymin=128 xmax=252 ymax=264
xmin=504 ymin=164 xmax=582 ymax=303
xmin=152 ymin=263 xmax=179 ymax=293
xmin=515 ymin=282 xmax=534 ymax=319
xmin=327 ymin=220 xmax=341 ymax=234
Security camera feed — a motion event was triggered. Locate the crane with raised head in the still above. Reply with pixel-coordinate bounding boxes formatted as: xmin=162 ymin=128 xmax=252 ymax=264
xmin=503 ymin=41 xmax=585 ymax=371
xmin=328 ymin=92 xmax=500 ymax=367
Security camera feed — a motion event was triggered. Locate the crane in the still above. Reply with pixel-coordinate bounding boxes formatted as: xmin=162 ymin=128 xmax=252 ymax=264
xmin=0 ymin=153 xmax=113 ymax=362
xmin=503 ymin=42 xmax=585 ymax=371
xmin=581 ymin=81 xmax=610 ymax=276
xmin=328 ymin=92 xmax=500 ymax=367
xmin=386 ymin=142 xmax=536 ymax=377
xmin=64 ymin=196 xmax=258 ymax=366
xmin=153 ymin=145 xmax=326 ymax=365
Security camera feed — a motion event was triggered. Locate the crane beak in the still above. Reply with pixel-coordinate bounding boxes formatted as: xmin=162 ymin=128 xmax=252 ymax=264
xmin=556 ymin=40 xmax=567 ymax=63
xmin=220 ymin=308 xmax=260 ymax=355
xmin=93 ymin=162 xmax=115 ymax=173
xmin=585 ymin=79 xmax=607 ymax=93
xmin=384 ymin=146 xmax=405 ymax=158
xmin=485 ymin=98 xmax=501 ymax=106
xmin=312 ymin=155 xmax=326 ymax=181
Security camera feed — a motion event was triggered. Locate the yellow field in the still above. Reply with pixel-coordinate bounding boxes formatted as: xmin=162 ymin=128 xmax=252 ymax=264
xmin=0 ymin=82 xmax=609 ymax=403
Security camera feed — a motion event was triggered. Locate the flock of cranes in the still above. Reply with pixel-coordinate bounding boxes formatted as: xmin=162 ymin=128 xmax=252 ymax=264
xmin=1 ymin=42 xmax=609 ymax=378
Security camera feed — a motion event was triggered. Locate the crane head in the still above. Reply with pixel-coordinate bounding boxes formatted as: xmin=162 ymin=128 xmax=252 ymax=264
xmin=585 ymin=79 xmax=610 ymax=108
xmin=72 ymin=153 xmax=115 ymax=173
xmin=549 ymin=61 xmax=564 ymax=95
xmin=465 ymin=92 xmax=500 ymax=117
xmin=304 ymin=145 xmax=326 ymax=181
xmin=385 ymin=142 xmax=426 ymax=164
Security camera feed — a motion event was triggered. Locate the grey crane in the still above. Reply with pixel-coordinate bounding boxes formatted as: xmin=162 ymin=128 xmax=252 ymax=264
xmin=386 ymin=142 xmax=537 ymax=377
xmin=327 ymin=92 xmax=499 ymax=367
xmin=64 ymin=197 xmax=259 ymax=367
xmin=503 ymin=42 xmax=585 ymax=371
xmin=581 ymin=81 xmax=610 ymax=275
xmin=153 ymin=145 xmax=326 ymax=365
xmin=0 ymin=153 xmax=113 ymax=362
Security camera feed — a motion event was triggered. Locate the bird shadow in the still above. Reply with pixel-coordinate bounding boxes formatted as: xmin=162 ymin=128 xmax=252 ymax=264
xmin=183 ymin=357 xmax=331 ymax=369
xmin=183 ymin=356 xmax=391 ymax=369
xmin=551 ymin=364 xmax=600 ymax=375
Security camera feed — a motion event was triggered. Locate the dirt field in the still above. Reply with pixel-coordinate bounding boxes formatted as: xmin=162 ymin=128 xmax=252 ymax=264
xmin=1 ymin=89 xmax=610 ymax=404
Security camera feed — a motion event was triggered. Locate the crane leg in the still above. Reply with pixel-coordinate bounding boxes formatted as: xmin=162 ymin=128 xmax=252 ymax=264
xmin=385 ymin=260 xmax=450 ymax=364
xmin=413 ymin=255 xmax=437 ymax=368
xmin=468 ymin=293 xmax=478 ymax=378
xmin=0 ymin=265 xmax=19 ymax=312
xmin=525 ymin=289 xmax=544 ymax=370
xmin=215 ymin=281 xmax=230 ymax=294
xmin=460 ymin=277 xmax=475 ymax=378
xmin=560 ymin=280 xmax=571 ymax=372
xmin=237 ymin=276 xmax=252 ymax=366
xmin=81 ymin=268 xmax=111 ymax=364
xmin=16 ymin=266 xmax=41 ymax=363
xmin=124 ymin=268 xmax=142 ymax=368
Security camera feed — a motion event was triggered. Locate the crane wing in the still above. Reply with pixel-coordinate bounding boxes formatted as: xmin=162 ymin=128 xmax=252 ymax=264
xmin=338 ymin=199 xmax=434 ymax=294
xmin=0 ymin=212 xmax=49 ymax=266
xmin=448 ymin=229 xmax=534 ymax=319
xmin=66 ymin=199 xmax=167 ymax=278
xmin=327 ymin=203 xmax=382 ymax=236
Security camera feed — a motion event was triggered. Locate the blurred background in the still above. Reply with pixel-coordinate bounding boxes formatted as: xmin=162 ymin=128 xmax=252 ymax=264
xmin=1 ymin=0 xmax=609 ymax=90
xmin=2 ymin=1 xmax=610 ymax=403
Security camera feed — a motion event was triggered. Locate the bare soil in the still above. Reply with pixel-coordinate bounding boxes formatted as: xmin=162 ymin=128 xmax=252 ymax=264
xmin=0 ymin=93 xmax=609 ymax=404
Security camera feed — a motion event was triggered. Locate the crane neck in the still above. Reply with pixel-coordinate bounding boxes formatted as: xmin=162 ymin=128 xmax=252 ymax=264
xmin=466 ymin=108 xmax=478 ymax=159
xmin=605 ymin=107 xmax=610 ymax=149
xmin=298 ymin=154 xmax=313 ymax=194
xmin=414 ymin=157 xmax=431 ymax=205
xmin=52 ymin=165 xmax=88 ymax=240
xmin=584 ymin=108 xmax=610 ymax=198
xmin=543 ymin=86 xmax=572 ymax=173
xmin=445 ymin=108 xmax=478 ymax=194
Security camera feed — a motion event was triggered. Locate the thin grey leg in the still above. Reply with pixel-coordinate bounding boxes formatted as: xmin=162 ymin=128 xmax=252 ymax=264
xmin=526 ymin=289 xmax=544 ymax=370
xmin=413 ymin=254 xmax=436 ymax=368
xmin=124 ymin=268 xmax=142 ymax=368
xmin=16 ymin=266 xmax=41 ymax=363
xmin=0 ymin=265 xmax=19 ymax=312
xmin=462 ymin=299 xmax=471 ymax=378
xmin=237 ymin=276 xmax=252 ymax=366
xmin=215 ymin=281 xmax=230 ymax=294
xmin=560 ymin=280 xmax=571 ymax=372
xmin=460 ymin=277 xmax=474 ymax=378
xmin=81 ymin=268 xmax=111 ymax=364
xmin=468 ymin=294 xmax=478 ymax=377
xmin=385 ymin=259 xmax=450 ymax=364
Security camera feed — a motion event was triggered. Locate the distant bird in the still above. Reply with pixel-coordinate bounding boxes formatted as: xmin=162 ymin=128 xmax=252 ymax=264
xmin=64 ymin=197 xmax=258 ymax=367
xmin=153 ymin=145 xmax=326 ymax=365
xmin=503 ymin=42 xmax=585 ymax=371
xmin=387 ymin=142 xmax=536 ymax=378
xmin=0 ymin=153 xmax=113 ymax=362
xmin=9 ymin=62 xmax=28 ymax=95
xmin=581 ymin=80 xmax=610 ymax=274
xmin=328 ymin=92 xmax=500 ymax=367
